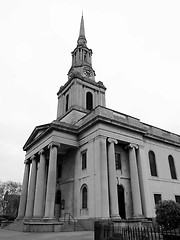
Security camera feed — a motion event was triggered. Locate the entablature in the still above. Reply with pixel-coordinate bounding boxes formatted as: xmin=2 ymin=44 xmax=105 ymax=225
xmin=57 ymin=73 xmax=106 ymax=97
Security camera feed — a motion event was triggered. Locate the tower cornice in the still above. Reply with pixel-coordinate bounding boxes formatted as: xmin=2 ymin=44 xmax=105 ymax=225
xmin=57 ymin=74 xmax=106 ymax=96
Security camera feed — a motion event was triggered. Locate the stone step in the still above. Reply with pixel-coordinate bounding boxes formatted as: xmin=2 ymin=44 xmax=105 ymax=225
xmin=61 ymin=221 xmax=86 ymax=232
xmin=2 ymin=220 xmax=87 ymax=232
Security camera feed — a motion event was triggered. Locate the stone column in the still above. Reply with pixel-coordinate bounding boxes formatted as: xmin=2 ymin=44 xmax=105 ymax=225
xmin=100 ymin=137 xmax=109 ymax=218
xmin=25 ymin=155 xmax=37 ymax=218
xmin=128 ymin=144 xmax=143 ymax=218
xmin=82 ymin=86 xmax=85 ymax=109
xmin=62 ymin=95 xmax=65 ymax=114
xmin=78 ymin=84 xmax=83 ymax=107
xmin=44 ymin=142 xmax=59 ymax=219
xmin=137 ymin=146 xmax=152 ymax=217
xmin=33 ymin=149 xmax=46 ymax=218
xmin=69 ymin=86 xmax=73 ymax=108
xmin=17 ymin=160 xmax=30 ymax=219
xmin=80 ymin=49 xmax=83 ymax=64
xmin=107 ymin=138 xmax=120 ymax=219
xmin=94 ymin=137 xmax=102 ymax=217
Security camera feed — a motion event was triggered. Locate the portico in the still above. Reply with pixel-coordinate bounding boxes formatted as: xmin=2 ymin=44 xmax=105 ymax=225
xmin=18 ymin=132 xmax=78 ymax=221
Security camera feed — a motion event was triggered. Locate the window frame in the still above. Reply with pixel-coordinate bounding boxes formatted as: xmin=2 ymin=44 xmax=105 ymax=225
xmin=86 ymin=91 xmax=93 ymax=111
xmin=115 ymin=152 xmax=121 ymax=171
xmin=148 ymin=150 xmax=158 ymax=177
xmin=168 ymin=155 xmax=177 ymax=180
xmin=81 ymin=150 xmax=87 ymax=170
xmin=154 ymin=193 xmax=162 ymax=205
xmin=175 ymin=195 xmax=180 ymax=204
xmin=57 ymin=164 xmax=62 ymax=179
xmin=65 ymin=94 xmax=69 ymax=112
xmin=81 ymin=184 xmax=88 ymax=209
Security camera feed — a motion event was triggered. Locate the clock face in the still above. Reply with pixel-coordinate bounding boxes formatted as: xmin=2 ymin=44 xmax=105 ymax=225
xmin=83 ymin=68 xmax=93 ymax=77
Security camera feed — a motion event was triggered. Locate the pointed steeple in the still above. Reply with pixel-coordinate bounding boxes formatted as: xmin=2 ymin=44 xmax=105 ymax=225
xmin=77 ymin=14 xmax=87 ymax=46
xmin=68 ymin=14 xmax=96 ymax=80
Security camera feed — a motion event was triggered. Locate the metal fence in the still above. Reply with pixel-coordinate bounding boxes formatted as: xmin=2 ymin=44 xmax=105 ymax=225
xmin=94 ymin=222 xmax=180 ymax=240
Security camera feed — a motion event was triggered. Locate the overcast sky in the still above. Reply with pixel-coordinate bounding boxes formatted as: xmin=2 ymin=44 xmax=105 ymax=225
xmin=0 ymin=0 xmax=180 ymax=183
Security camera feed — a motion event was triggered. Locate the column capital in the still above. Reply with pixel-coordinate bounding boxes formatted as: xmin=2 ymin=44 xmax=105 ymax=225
xmin=108 ymin=138 xmax=118 ymax=144
xmin=48 ymin=142 xmax=60 ymax=149
xmin=94 ymin=135 xmax=107 ymax=141
xmin=30 ymin=155 xmax=36 ymax=161
xmin=127 ymin=143 xmax=139 ymax=150
xmin=38 ymin=149 xmax=45 ymax=155
xmin=24 ymin=159 xmax=29 ymax=164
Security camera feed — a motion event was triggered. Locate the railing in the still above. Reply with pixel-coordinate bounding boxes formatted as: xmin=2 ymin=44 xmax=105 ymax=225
xmin=64 ymin=212 xmax=76 ymax=231
xmin=94 ymin=222 xmax=180 ymax=240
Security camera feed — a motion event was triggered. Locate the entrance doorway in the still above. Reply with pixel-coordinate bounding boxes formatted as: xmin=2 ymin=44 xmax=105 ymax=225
xmin=55 ymin=190 xmax=61 ymax=219
xmin=117 ymin=185 xmax=126 ymax=219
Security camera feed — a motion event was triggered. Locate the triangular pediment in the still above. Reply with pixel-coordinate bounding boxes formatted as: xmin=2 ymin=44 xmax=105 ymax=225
xmin=23 ymin=123 xmax=50 ymax=150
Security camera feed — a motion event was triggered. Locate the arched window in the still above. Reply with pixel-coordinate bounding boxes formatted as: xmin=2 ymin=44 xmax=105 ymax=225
xmin=168 ymin=155 xmax=177 ymax=179
xmin=65 ymin=94 xmax=69 ymax=112
xmin=149 ymin=151 xmax=157 ymax=177
xmin=86 ymin=92 xmax=93 ymax=110
xmin=81 ymin=185 xmax=88 ymax=209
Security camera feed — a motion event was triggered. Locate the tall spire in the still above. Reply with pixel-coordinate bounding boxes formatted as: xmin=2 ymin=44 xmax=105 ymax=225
xmin=79 ymin=13 xmax=85 ymax=36
xmin=77 ymin=13 xmax=87 ymax=46
xmin=68 ymin=14 xmax=95 ymax=80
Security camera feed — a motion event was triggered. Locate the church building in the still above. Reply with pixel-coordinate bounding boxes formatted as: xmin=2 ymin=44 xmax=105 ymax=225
xmin=17 ymin=15 xmax=180 ymax=230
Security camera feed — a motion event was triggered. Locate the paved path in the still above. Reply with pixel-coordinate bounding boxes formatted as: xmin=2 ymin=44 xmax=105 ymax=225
xmin=0 ymin=229 xmax=94 ymax=240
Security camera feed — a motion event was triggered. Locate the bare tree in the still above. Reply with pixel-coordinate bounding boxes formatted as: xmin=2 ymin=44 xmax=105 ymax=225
xmin=0 ymin=181 xmax=22 ymax=215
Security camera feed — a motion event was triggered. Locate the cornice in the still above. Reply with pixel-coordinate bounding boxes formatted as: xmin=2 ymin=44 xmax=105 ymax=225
xmin=57 ymin=72 xmax=106 ymax=96
xmin=76 ymin=107 xmax=180 ymax=147
xmin=23 ymin=106 xmax=180 ymax=152
xmin=144 ymin=132 xmax=180 ymax=147
xmin=77 ymin=114 xmax=146 ymax=135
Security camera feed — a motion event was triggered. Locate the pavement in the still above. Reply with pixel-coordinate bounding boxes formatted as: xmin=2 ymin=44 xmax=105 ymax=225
xmin=0 ymin=229 xmax=94 ymax=240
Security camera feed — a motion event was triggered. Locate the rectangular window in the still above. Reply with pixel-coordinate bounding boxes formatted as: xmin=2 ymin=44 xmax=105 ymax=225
xmin=175 ymin=195 xmax=180 ymax=204
xmin=115 ymin=153 xmax=121 ymax=170
xmin=58 ymin=164 xmax=62 ymax=179
xmin=154 ymin=194 xmax=162 ymax=205
xmin=82 ymin=151 xmax=87 ymax=170
xmin=65 ymin=94 xmax=69 ymax=112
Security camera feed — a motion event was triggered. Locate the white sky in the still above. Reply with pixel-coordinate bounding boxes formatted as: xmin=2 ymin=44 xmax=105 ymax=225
xmin=0 ymin=0 xmax=180 ymax=182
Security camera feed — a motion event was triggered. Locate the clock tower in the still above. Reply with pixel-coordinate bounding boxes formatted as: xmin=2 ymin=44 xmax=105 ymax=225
xmin=57 ymin=15 xmax=106 ymax=124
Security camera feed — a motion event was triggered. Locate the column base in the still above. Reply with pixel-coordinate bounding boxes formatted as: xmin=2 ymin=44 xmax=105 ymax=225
xmin=32 ymin=217 xmax=44 ymax=222
xmin=23 ymin=217 xmax=34 ymax=222
xmin=132 ymin=214 xmax=144 ymax=219
xmin=100 ymin=217 xmax=111 ymax=220
xmin=43 ymin=217 xmax=57 ymax=222
xmin=110 ymin=214 xmax=121 ymax=220
xmin=16 ymin=216 xmax=24 ymax=221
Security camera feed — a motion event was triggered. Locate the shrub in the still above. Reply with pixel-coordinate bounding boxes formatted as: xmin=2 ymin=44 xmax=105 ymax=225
xmin=155 ymin=200 xmax=180 ymax=230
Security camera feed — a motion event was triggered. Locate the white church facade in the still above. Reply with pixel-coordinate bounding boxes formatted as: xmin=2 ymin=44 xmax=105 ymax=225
xmin=17 ymin=15 xmax=180 ymax=229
